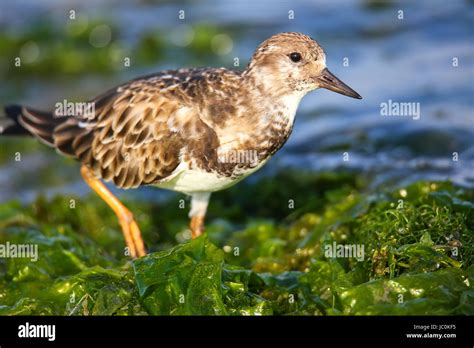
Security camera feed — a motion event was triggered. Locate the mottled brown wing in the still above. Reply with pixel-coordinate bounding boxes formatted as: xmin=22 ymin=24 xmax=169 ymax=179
xmin=54 ymin=79 xmax=189 ymax=189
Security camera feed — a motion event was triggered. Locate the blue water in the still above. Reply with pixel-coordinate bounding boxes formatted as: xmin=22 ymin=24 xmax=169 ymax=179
xmin=0 ymin=0 xmax=473 ymax=202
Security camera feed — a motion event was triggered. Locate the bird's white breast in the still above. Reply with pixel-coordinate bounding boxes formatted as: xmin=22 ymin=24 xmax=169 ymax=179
xmin=279 ymin=92 xmax=305 ymax=126
xmin=154 ymin=158 xmax=269 ymax=194
xmin=154 ymin=92 xmax=304 ymax=195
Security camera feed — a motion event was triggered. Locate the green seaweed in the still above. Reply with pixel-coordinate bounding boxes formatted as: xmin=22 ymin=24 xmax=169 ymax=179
xmin=0 ymin=19 xmax=233 ymax=80
xmin=0 ymin=173 xmax=473 ymax=315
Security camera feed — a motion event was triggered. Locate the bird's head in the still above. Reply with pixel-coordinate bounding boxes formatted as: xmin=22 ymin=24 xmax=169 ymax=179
xmin=245 ymin=32 xmax=362 ymax=99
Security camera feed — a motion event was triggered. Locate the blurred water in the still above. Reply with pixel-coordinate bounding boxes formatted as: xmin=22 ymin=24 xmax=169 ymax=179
xmin=0 ymin=0 xmax=473 ymax=202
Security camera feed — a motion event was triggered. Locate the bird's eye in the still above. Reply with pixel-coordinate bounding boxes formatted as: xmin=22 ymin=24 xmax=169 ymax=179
xmin=289 ymin=52 xmax=302 ymax=63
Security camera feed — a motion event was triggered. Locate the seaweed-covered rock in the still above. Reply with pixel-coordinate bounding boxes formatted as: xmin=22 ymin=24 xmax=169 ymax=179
xmin=0 ymin=174 xmax=472 ymax=315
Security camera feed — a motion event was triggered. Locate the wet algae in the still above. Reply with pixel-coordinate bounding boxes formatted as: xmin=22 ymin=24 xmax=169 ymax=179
xmin=0 ymin=172 xmax=472 ymax=315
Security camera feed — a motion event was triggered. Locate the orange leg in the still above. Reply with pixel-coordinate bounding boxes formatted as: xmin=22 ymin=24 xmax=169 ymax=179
xmin=80 ymin=165 xmax=146 ymax=258
xmin=189 ymin=215 xmax=205 ymax=239
xmin=189 ymin=193 xmax=211 ymax=239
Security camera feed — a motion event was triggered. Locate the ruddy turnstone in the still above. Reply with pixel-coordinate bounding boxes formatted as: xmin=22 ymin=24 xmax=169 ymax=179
xmin=1 ymin=32 xmax=361 ymax=258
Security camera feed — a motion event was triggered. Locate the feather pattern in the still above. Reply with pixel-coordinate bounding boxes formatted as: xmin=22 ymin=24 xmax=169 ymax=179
xmin=3 ymin=33 xmax=334 ymax=192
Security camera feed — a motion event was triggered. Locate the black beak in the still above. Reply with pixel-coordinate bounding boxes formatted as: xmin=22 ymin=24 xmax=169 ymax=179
xmin=317 ymin=68 xmax=362 ymax=99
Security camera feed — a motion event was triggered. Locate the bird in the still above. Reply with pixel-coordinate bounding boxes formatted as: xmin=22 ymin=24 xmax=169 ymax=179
xmin=0 ymin=32 xmax=362 ymax=258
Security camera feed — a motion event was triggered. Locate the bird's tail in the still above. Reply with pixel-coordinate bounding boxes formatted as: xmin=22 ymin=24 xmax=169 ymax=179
xmin=1 ymin=104 xmax=61 ymax=147
xmin=2 ymin=104 xmax=95 ymax=160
